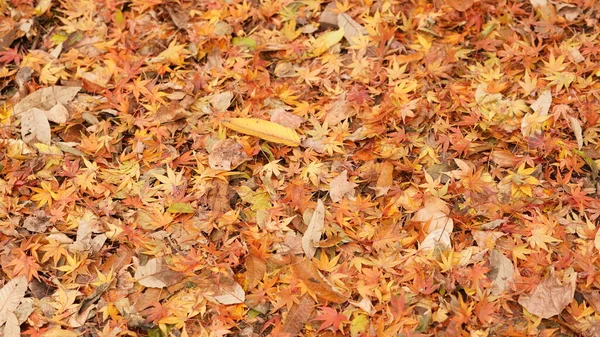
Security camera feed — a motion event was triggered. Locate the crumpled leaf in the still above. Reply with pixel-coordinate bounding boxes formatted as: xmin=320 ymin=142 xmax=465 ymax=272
xmin=330 ymin=170 xmax=357 ymax=202
xmin=488 ymin=249 xmax=515 ymax=295
xmin=446 ymin=0 xmax=474 ymax=11
xmin=302 ymin=199 xmax=325 ymax=258
xmin=223 ymin=118 xmax=301 ymax=147
xmin=0 ymin=275 xmax=28 ymax=326
xmin=566 ymin=116 xmax=583 ymax=150
xmin=208 ymin=139 xmax=250 ymax=171
xmin=518 ymin=269 xmax=576 ymax=319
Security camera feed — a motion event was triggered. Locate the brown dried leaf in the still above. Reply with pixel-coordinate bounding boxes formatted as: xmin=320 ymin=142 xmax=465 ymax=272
xmin=518 ymin=269 xmax=576 ymax=318
xmin=245 ymin=252 xmax=266 ymax=289
xmin=488 ymin=250 xmax=515 ymax=295
xmin=329 ymin=170 xmax=357 ymax=203
xmin=290 ymin=256 xmax=347 ymax=303
xmin=337 ymin=13 xmax=367 ymax=45
xmin=21 ymin=108 xmax=51 ymax=145
xmin=374 ymin=161 xmax=394 ymax=197
xmin=0 ymin=276 xmax=28 ymax=326
xmin=446 ymin=0 xmax=474 ymax=11
xmin=283 ymin=294 xmax=315 ymax=335
xmin=208 ymin=139 xmax=250 ymax=171
xmin=302 ymin=199 xmax=325 ymax=258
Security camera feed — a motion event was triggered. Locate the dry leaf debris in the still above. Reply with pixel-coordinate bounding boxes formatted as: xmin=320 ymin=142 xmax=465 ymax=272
xmin=0 ymin=0 xmax=600 ymax=336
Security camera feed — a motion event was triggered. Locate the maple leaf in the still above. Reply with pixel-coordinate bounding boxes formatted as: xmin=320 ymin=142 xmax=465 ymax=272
xmin=313 ymin=306 xmax=348 ymax=332
xmin=527 ymin=227 xmax=561 ymax=252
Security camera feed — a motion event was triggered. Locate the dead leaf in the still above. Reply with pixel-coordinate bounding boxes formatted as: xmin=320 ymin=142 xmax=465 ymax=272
xmin=325 ymin=94 xmax=352 ymax=126
xmin=302 ymin=199 xmax=325 ymax=258
xmin=329 ymin=170 xmax=357 ymax=203
xmin=3 ymin=311 xmax=20 ymax=337
xmin=245 ymin=251 xmax=266 ymax=289
xmin=337 ymin=13 xmax=367 ymax=45
xmin=0 ymin=275 xmax=28 ymax=326
xmin=270 ymin=109 xmax=304 ymax=129
xmin=23 ymin=211 xmax=51 ymax=233
xmin=518 ymin=269 xmax=576 ymax=318
xmin=488 ymin=250 xmax=515 ymax=295
xmin=566 ymin=116 xmax=583 ymax=150
xmin=412 ymin=196 xmax=454 ymax=234
xmin=374 ymin=161 xmax=394 ymax=197
xmin=530 ymin=89 xmax=552 ymax=116
xmin=45 ymin=103 xmax=69 ymax=124
xmin=419 ymin=228 xmax=452 ymax=251
xmin=446 ymin=0 xmax=474 ymax=11
xmin=290 ymin=256 xmax=347 ymax=303
xmin=208 ymin=139 xmax=250 ymax=171
xmin=21 ymin=108 xmax=51 ymax=144
xmin=211 ymin=277 xmax=245 ymax=305
xmin=209 ymin=92 xmax=233 ymax=112
xmin=134 ymin=258 xmax=168 ymax=288
xmin=14 ymin=86 xmax=81 ymax=116
xmin=283 ymin=294 xmax=315 ymax=335
xmin=223 ymin=117 xmax=301 ymax=147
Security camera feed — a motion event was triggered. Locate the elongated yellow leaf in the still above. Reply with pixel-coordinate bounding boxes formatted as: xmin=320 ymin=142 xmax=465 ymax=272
xmin=312 ymin=28 xmax=345 ymax=56
xmin=222 ymin=118 xmax=301 ymax=147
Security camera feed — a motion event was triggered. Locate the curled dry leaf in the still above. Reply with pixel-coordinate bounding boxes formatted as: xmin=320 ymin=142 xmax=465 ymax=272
xmin=134 ymin=258 xmax=168 ymax=288
xmin=270 ymin=108 xmax=304 ymax=128
xmin=518 ymin=268 xmax=576 ymax=319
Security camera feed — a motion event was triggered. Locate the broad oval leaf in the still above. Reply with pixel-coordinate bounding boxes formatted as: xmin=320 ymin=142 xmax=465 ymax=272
xmin=223 ymin=118 xmax=301 ymax=147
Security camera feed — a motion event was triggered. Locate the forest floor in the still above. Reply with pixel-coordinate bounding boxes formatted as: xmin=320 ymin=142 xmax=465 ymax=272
xmin=1 ymin=0 xmax=600 ymax=336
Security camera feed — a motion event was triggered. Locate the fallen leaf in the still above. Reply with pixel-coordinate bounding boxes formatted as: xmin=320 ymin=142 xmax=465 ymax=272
xmin=566 ymin=116 xmax=583 ymax=150
xmin=134 ymin=258 xmax=168 ymax=288
xmin=0 ymin=275 xmax=28 ymax=326
xmin=374 ymin=161 xmax=394 ymax=197
xmin=245 ymin=252 xmax=266 ymax=289
xmin=488 ymin=250 xmax=515 ymax=295
xmin=290 ymin=256 xmax=347 ymax=303
xmin=302 ymin=199 xmax=325 ymax=258
xmin=270 ymin=109 xmax=304 ymax=129
xmin=14 ymin=86 xmax=81 ymax=116
xmin=212 ymin=278 xmax=245 ymax=305
xmin=337 ymin=13 xmax=367 ymax=45
xmin=223 ymin=118 xmax=301 ymax=147
xmin=446 ymin=0 xmax=474 ymax=12
xmin=283 ymin=294 xmax=315 ymax=335
xmin=3 ymin=311 xmax=20 ymax=337
xmin=208 ymin=139 xmax=250 ymax=171
xmin=167 ymin=202 xmax=195 ymax=214
xmin=530 ymin=89 xmax=552 ymax=116
xmin=412 ymin=196 xmax=454 ymax=234
xmin=312 ymin=28 xmax=345 ymax=56
xmin=21 ymin=108 xmax=51 ymax=144
xmin=518 ymin=269 xmax=576 ymax=318
xmin=329 ymin=170 xmax=357 ymax=203
xmin=419 ymin=228 xmax=452 ymax=251
xmin=45 ymin=103 xmax=69 ymax=124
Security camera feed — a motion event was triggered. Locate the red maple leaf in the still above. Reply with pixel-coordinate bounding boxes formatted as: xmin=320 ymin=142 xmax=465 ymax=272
xmin=313 ymin=306 xmax=348 ymax=332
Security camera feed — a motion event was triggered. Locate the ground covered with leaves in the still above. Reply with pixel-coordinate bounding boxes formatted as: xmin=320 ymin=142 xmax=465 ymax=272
xmin=2 ymin=0 xmax=600 ymax=336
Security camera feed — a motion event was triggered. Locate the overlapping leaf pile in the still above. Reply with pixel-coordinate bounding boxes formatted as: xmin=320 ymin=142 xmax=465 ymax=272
xmin=1 ymin=0 xmax=600 ymax=336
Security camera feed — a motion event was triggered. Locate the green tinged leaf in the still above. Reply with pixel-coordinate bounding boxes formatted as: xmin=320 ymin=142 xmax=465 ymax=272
xmin=167 ymin=202 xmax=195 ymax=213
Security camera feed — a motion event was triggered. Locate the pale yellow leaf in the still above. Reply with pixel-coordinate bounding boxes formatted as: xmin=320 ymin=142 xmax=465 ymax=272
xmin=566 ymin=116 xmax=583 ymax=150
xmin=312 ymin=28 xmax=345 ymax=56
xmin=223 ymin=118 xmax=301 ymax=146
xmin=302 ymin=199 xmax=325 ymax=258
xmin=0 ymin=275 xmax=27 ymax=326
